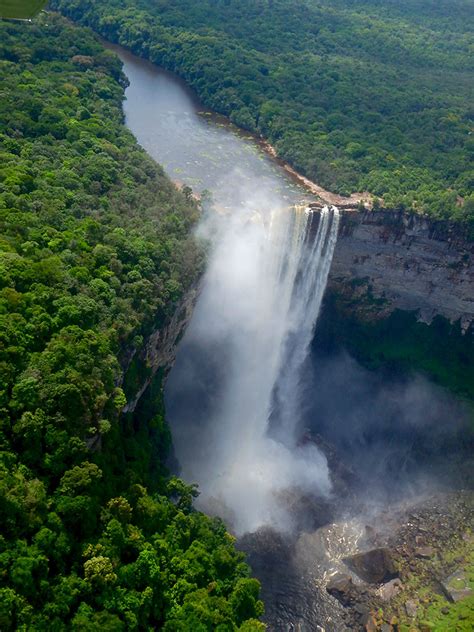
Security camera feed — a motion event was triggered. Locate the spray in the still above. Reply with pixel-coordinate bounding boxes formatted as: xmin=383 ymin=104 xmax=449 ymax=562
xmin=169 ymin=202 xmax=340 ymax=534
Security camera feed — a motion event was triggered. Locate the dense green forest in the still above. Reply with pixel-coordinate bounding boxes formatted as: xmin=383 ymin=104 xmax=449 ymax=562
xmin=0 ymin=14 xmax=264 ymax=630
xmin=50 ymin=0 xmax=474 ymax=221
xmin=0 ymin=0 xmax=47 ymax=19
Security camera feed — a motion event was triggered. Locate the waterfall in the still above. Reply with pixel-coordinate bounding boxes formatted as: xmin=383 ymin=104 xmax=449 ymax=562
xmin=273 ymin=205 xmax=341 ymax=440
xmin=168 ymin=204 xmax=340 ymax=534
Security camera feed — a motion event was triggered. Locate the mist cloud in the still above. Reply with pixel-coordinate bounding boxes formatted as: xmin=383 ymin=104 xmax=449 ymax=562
xmin=167 ymin=171 xmax=338 ymax=534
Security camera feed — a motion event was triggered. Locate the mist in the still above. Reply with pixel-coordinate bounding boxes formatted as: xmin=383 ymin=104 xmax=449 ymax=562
xmin=298 ymin=349 xmax=473 ymax=501
xmin=166 ymin=171 xmax=472 ymax=537
xmin=166 ymin=171 xmax=340 ymax=535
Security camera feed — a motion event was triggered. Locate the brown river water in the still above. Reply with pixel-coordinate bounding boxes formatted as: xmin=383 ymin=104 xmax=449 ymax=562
xmin=106 ymin=43 xmax=311 ymax=211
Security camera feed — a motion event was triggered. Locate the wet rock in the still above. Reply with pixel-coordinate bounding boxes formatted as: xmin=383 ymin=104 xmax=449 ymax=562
xmin=343 ymin=547 xmax=397 ymax=583
xmin=326 ymin=573 xmax=357 ymax=606
xmin=362 ymin=613 xmax=377 ymax=632
xmin=378 ymin=578 xmax=403 ymax=601
xmin=405 ymin=599 xmax=418 ymax=618
xmin=415 ymin=546 xmax=435 ymax=559
xmin=441 ymin=569 xmax=473 ymax=602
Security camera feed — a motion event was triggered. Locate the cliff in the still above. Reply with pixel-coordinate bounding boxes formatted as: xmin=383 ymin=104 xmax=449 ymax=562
xmin=328 ymin=210 xmax=474 ymax=332
xmin=121 ymin=284 xmax=199 ymax=413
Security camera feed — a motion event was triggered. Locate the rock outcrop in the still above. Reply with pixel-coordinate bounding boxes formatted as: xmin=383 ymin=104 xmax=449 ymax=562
xmin=122 ymin=283 xmax=199 ymax=413
xmin=343 ymin=548 xmax=397 ymax=584
xmin=329 ymin=210 xmax=473 ymax=331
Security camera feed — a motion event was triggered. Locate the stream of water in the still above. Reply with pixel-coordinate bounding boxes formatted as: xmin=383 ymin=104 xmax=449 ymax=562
xmin=107 ymin=43 xmax=308 ymax=210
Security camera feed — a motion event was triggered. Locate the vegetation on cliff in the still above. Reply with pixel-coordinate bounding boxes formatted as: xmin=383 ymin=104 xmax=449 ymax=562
xmin=316 ymin=292 xmax=474 ymax=401
xmin=0 ymin=15 xmax=264 ymax=630
xmin=50 ymin=0 xmax=473 ymax=221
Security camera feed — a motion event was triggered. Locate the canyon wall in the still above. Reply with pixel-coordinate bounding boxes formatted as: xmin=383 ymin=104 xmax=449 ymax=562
xmin=328 ymin=210 xmax=473 ymax=332
xmin=121 ymin=284 xmax=199 ymax=413
xmin=120 ymin=209 xmax=474 ymax=414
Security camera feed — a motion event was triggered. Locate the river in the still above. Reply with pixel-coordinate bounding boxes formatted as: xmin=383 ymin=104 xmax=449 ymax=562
xmin=107 ymin=44 xmax=310 ymax=211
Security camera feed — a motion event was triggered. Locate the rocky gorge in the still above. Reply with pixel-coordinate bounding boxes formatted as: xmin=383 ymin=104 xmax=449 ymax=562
xmin=118 ymin=204 xmax=474 ymax=630
xmin=84 ymin=42 xmax=473 ymax=632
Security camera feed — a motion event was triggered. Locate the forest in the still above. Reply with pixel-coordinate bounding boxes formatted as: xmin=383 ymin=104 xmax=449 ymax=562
xmin=0 ymin=14 xmax=264 ymax=630
xmin=50 ymin=0 xmax=474 ymax=221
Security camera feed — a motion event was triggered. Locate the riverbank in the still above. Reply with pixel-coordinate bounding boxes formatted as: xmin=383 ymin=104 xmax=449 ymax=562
xmin=259 ymin=139 xmax=372 ymax=209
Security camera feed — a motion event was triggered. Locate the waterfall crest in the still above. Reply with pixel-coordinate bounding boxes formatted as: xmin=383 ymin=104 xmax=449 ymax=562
xmin=168 ymin=204 xmax=340 ymax=534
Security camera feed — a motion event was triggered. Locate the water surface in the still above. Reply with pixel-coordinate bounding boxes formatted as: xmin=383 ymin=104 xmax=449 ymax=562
xmin=108 ymin=43 xmax=308 ymax=210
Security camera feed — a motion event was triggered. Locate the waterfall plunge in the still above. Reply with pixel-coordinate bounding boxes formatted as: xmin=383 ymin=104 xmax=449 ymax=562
xmin=169 ymin=203 xmax=340 ymax=535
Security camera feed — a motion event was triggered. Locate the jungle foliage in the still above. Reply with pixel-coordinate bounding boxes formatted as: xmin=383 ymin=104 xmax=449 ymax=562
xmin=0 ymin=14 xmax=264 ymax=630
xmin=0 ymin=0 xmax=47 ymax=20
xmin=50 ymin=0 xmax=474 ymax=220
xmin=316 ymin=292 xmax=474 ymax=401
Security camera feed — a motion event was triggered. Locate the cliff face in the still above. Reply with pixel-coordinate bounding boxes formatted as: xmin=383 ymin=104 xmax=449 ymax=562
xmin=120 ymin=209 xmax=473 ymax=415
xmin=328 ymin=210 xmax=474 ymax=331
xmin=122 ymin=284 xmax=199 ymax=413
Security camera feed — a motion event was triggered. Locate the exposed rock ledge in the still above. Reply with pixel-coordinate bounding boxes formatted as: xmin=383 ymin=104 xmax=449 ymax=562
xmin=329 ymin=209 xmax=473 ymax=331
xmin=121 ymin=283 xmax=199 ymax=413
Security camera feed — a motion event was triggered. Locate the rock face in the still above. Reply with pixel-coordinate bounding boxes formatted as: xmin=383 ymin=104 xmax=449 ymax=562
xmin=326 ymin=574 xmax=358 ymax=606
xmin=329 ymin=210 xmax=473 ymax=330
xmin=122 ymin=284 xmax=199 ymax=413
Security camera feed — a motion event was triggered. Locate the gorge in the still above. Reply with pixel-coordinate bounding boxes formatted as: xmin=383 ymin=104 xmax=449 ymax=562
xmin=2 ymin=10 xmax=472 ymax=630
xmin=112 ymin=44 xmax=473 ymax=629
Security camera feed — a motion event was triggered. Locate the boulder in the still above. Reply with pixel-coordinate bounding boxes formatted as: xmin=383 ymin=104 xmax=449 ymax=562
xmin=343 ymin=547 xmax=397 ymax=583
xmin=326 ymin=573 xmax=358 ymax=606
xmin=378 ymin=578 xmax=403 ymax=601
xmin=405 ymin=599 xmax=418 ymax=618
xmin=415 ymin=546 xmax=435 ymax=559
xmin=326 ymin=573 xmax=367 ymax=614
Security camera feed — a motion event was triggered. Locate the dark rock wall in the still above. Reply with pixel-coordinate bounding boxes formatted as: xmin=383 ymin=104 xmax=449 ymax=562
xmin=329 ymin=210 xmax=473 ymax=331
